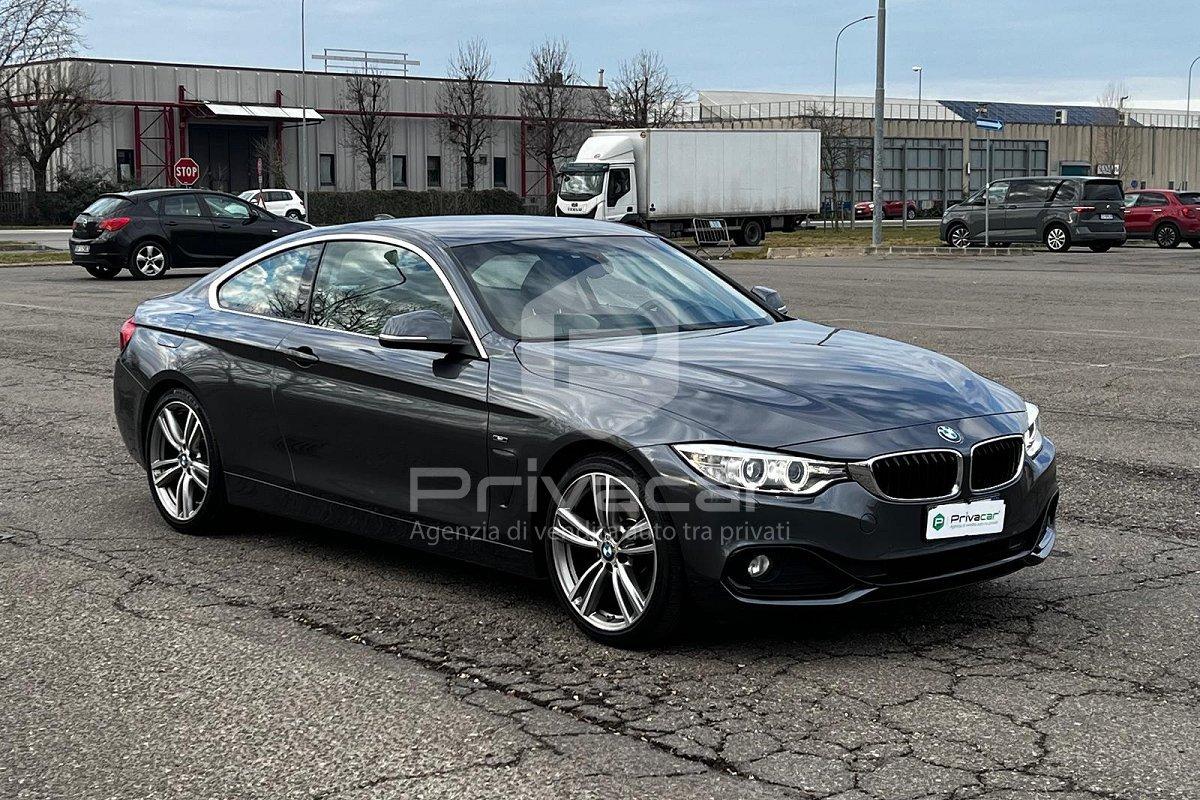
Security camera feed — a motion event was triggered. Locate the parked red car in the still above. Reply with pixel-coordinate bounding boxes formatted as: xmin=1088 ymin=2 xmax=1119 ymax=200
xmin=854 ymin=199 xmax=918 ymax=220
xmin=1122 ymin=189 xmax=1200 ymax=248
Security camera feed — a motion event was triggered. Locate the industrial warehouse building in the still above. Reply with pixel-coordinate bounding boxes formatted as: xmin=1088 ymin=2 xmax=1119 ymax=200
xmin=0 ymin=56 xmax=607 ymax=199
xmin=5 ymin=56 xmax=1200 ymax=215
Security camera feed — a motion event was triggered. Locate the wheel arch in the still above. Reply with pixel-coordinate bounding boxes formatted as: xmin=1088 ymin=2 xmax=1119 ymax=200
xmin=138 ymin=371 xmax=204 ymax=454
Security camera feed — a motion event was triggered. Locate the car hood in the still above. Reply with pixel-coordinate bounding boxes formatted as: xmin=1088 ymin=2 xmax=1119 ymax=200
xmin=515 ymin=320 xmax=1023 ymax=448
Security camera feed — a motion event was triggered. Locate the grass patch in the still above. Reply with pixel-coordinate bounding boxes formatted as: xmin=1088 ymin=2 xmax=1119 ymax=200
xmin=0 ymin=250 xmax=70 ymax=264
xmin=766 ymin=226 xmax=942 ymax=248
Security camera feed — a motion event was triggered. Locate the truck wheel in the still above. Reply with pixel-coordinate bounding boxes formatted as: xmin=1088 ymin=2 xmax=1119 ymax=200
xmin=738 ymin=219 xmax=765 ymax=247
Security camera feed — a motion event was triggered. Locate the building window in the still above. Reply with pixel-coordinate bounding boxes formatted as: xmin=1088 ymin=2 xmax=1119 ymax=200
xmin=426 ymin=155 xmax=442 ymax=188
xmin=116 ymin=149 xmax=134 ymax=183
xmin=391 ymin=155 xmax=407 ymax=188
xmin=493 ymin=156 xmax=507 ymax=189
xmin=460 ymin=157 xmax=471 ymax=189
xmin=319 ymin=153 xmax=335 ymax=186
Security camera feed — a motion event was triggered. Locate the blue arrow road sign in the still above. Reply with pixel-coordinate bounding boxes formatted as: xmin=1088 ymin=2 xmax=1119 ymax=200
xmin=976 ymin=118 xmax=1004 ymax=131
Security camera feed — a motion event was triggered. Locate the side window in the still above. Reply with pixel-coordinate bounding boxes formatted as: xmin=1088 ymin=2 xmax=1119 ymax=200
xmin=268 ymin=191 xmax=290 ymax=203
xmin=607 ymin=169 xmax=631 ymax=206
xmin=1122 ymin=193 xmax=1139 ymax=208
xmin=217 ymin=245 xmax=320 ymax=321
xmin=1053 ymin=181 xmax=1078 ymax=203
xmin=986 ymin=181 xmax=1009 ymax=205
xmin=203 ymin=195 xmax=255 ymax=220
xmin=309 ymin=241 xmax=456 ymax=337
xmin=159 ymin=194 xmax=204 ymax=217
xmin=1137 ymin=192 xmax=1167 ymax=207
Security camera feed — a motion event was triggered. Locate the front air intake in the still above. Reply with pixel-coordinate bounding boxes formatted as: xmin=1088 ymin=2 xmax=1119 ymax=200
xmin=866 ymin=450 xmax=961 ymax=501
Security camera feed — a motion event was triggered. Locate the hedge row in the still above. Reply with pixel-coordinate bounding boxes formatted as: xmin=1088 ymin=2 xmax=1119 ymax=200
xmin=306 ymin=189 xmax=525 ymax=225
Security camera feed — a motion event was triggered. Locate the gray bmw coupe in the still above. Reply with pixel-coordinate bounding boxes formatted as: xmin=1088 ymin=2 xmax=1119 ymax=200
xmin=114 ymin=216 xmax=1058 ymax=645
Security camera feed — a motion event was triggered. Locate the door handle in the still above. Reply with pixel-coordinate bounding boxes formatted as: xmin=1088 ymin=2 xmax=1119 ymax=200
xmin=218 ymin=222 xmax=231 ymax=228
xmin=285 ymin=346 xmax=319 ymax=366
xmin=165 ymin=220 xmax=178 ymax=227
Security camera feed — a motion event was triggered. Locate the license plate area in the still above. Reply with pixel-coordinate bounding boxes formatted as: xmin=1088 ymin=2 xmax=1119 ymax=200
xmin=926 ymin=499 xmax=1006 ymax=540
xmin=72 ymin=244 xmax=90 ymax=254
xmin=1099 ymin=213 xmax=1115 ymax=220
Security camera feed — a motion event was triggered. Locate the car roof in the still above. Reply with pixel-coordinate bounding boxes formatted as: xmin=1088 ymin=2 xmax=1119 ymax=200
xmin=339 ymin=215 xmax=659 ymax=248
xmin=108 ymin=188 xmax=242 ymax=200
xmin=1003 ymin=175 xmax=1121 ymax=183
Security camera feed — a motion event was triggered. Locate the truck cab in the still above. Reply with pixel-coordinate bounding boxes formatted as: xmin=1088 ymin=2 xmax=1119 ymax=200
xmin=556 ymin=163 xmax=637 ymax=222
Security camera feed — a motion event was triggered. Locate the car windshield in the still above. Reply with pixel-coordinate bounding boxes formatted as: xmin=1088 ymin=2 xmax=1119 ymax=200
xmin=559 ymin=170 xmax=605 ymax=201
xmin=453 ymin=235 xmax=775 ymax=341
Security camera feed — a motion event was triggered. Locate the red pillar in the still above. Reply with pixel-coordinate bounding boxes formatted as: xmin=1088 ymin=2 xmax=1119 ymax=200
xmin=519 ymin=121 xmax=526 ymax=197
xmin=133 ymin=106 xmax=142 ymax=185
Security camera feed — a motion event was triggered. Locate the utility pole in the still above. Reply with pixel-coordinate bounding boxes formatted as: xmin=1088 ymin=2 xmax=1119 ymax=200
xmin=1185 ymin=56 xmax=1200 ymax=191
xmin=300 ymin=0 xmax=309 ymax=211
xmin=871 ymin=0 xmax=886 ymax=247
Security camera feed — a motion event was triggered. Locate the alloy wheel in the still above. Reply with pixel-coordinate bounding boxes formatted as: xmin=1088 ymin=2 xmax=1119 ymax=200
xmin=549 ymin=472 xmax=658 ymax=633
xmin=1046 ymin=227 xmax=1068 ymax=251
xmin=148 ymin=401 xmax=210 ymax=521
xmin=135 ymin=244 xmax=166 ymax=277
xmin=948 ymin=225 xmax=969 ymax=248
xmin=1156 ymin=225 xmax=1179 ymax=248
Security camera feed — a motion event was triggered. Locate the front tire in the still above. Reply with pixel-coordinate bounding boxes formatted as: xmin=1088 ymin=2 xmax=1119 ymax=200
xmin=1155 ymin=223 xmax=1181 ymax=249
xmin=145 ymin=389 xmax=227 ymax=534
xmin=544 ymin=455 xmax=686 ymax=646
xmin=84 ymin=263 xmax=121 ymax=279
xmin=1188 ymin=239 xmax=1200 ymax=249
xmin=906 ymin=206 xmax=917 ymax=220
xmin=946 ymin=222 xmax=970 ymax=248
xmin=286 ymin=209 xmax=302 ymax=220
xmin=128 ymin=241 xmax=169 ymax=279
xmin=1044 ymin=224 xmax=1071 ymax=252
xmin=1088 ymin=243 xmax=1113 ymax=253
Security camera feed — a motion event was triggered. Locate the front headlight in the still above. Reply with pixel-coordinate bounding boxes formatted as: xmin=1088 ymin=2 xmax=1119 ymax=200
xmin=673 ymin=443 xmax=848 ymax=496
xmin=1024 ymin=402 xmax=1044 ymax=457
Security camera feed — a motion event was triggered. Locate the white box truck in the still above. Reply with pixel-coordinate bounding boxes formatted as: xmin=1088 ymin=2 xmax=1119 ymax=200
xmin=555 ymin=128 xmax=821 ymax=246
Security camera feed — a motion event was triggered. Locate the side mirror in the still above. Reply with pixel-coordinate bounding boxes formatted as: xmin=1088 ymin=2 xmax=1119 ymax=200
xmin=246 ymin=207 xmax=261 ymax=223
xmin=378 ymin=309 xmax=460 ymax=350
xmin=752 ymin=285 xmax=788 ymax=315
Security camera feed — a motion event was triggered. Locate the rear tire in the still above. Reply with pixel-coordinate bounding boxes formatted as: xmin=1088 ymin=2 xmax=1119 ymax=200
xmin=1188 ymin=239 xmax=1200 ymax=249
xmin=1088 ymin=243 xmax=1113 ymax=253
xmin=286 ymin=209 xmax=302 ymax=220
xmin=906 ymin=206 xmax=917 ymax=220
xmin=544 ymin=454 xmax=686 ymax=647
xmin=1044 ymin=224 xmax=1071 ymax=252
xmin=128 ymin=241 xmax=169 ymax=279
xmin=84 ymin=263 xmax=121 ymax=279
xmin=144 ymin=388 xmax=228 ymax=534
xmin=1154 ymin=223 xmax=1181 ymax=249
xmin=737 ymin=218 xmax=765 ymax=247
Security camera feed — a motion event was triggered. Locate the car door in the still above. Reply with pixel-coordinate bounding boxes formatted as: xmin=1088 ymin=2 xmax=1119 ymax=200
xmin=186 ymin=242 xmax=323 ymax=484
xmin=1002 ymin=179 xmax=1054 ymax=242
xmin=1128 ymin=191 xmax=1167 ymax=236
xmin=272 ymin=238 xmax=490 ymax=533
xmin=200 ymin=193 xmax=283 ymax=260
xmin=155 ymin=193 xmax=218 ymax=265
xmin=968 ymin=180 xmax=1009 ymax=241
xmin=1121 ymin=193 xmax=1145 ymax=235
xmin=603 ymin=166 xmax=635 ymax=221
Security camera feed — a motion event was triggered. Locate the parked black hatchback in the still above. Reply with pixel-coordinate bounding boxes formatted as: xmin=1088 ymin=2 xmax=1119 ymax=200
xmin=70 ymin=189 xmax=310 ymax=279
xmin=940 ymin=176 xmax=1125 ymax=252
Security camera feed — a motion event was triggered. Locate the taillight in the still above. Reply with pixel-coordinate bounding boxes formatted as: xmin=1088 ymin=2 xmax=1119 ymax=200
xmin=99 ymin=216 xmax=132 ymax=232
xmin=1184 ymin=208 xmax=1195 ymax=218
xmin=119 ymin=317 xmax=137 ymax=351
xmin=1072 ymin=206 xmax=1095 ymax=214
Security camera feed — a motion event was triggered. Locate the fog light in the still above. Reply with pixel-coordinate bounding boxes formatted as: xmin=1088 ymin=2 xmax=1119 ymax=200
xmin=746 ymin=554 xmax=771 ymax=579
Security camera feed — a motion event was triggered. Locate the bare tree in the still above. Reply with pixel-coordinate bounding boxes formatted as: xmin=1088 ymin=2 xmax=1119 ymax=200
xmin=437 ymin=38 xmax=494 ymax=190
xmin=799 ymin=104 xmax=862 ymax=227
xmin=519 ymin=38 xmax=588 ymax=209
xmin=0 ymin=0 xmax=81 ymax=93
xmin=340 ymin=73 xmax=391 ymax=189
xmin=1 ymin=61 xmax=102 ymax=193
xmin=251 ymin=136 xmax=288 ymax=189
xmin=1094 ymin=81 xmax=1140 ymax=180
xmin=595 ymin=50 xmax=688 ymax=128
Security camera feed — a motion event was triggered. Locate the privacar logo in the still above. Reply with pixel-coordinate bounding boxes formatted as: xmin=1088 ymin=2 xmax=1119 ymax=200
xmin=932 ymin=513 xmax=945 ymax=531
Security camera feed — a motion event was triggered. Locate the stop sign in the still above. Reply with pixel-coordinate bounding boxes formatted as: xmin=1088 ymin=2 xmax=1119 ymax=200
xmin=173 ymin=157 xmax=200 ymax=186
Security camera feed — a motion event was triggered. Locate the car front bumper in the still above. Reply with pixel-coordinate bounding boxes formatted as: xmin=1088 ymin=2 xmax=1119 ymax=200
xmin=633 ymin=433 xmax=1058 ymax=607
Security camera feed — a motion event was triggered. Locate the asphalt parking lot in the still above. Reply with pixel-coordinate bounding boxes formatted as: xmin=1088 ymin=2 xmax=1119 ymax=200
xmin=1 ymin=247 xmax=1198 ymax=799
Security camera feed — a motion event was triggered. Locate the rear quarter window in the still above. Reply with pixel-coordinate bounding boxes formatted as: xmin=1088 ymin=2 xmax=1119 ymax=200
xmin=1083 ymin=181 xmax=1123 ymax=201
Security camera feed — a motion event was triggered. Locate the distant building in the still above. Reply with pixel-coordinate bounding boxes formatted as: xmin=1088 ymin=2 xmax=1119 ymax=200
xmin=0 ymin=57 xmax=606 ymax=199
xmin=681 ymin=90 xmax=1200 ymax=209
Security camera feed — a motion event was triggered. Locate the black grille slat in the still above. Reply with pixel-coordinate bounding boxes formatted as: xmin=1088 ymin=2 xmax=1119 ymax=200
xmin=970 ymin=437 xmax=1024 ymax=492
xmin=871 ymin=450 xmax=959 ymax=500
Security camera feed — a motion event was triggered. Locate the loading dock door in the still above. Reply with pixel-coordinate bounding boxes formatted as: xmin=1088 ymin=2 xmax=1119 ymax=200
xmin=188 ymin=124 xmax=269 ymax=193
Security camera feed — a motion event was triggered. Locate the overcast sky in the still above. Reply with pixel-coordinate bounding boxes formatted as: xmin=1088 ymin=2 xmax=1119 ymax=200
xmin=75 ymin=0 xmax=1200 ymax=109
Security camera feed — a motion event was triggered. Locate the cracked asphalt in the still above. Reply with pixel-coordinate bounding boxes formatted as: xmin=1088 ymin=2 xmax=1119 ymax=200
xmin=1 ymin=248 xmax=1198 ymax=799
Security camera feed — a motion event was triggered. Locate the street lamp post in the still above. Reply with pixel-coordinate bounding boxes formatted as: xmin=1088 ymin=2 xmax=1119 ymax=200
xmin=912 ymin=65 xmax=923 ymax=121
xmin=1185 ymin=55 xmax=1200 ymax=191
xmin=300 ymin=0 xmax=309 ymax=212
xmin=832 ymin=14 xmax=873 ymax=226
xmin=871 ymin=0 xmax=886 ymax=247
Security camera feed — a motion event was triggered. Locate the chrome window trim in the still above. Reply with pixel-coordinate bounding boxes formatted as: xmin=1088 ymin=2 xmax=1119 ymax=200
xmin=847 ymin=447 xmax=964 ymax=505
xmin=968 ymin=434 xmax=1025 ymax=494
xmin=206 ymin=232 xmax=489 ymax=359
